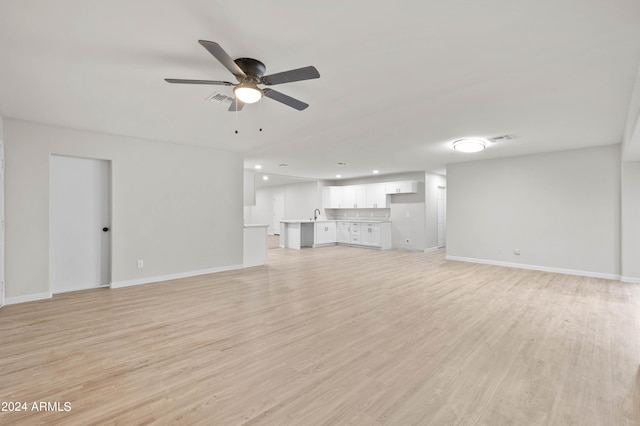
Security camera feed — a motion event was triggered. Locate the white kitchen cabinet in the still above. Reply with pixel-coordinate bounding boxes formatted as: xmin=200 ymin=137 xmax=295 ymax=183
xmin=315 ymin=221 xmax=337 ymax=246
xmin=385 ymin=181 xmax=418 ymax=194
xmin=365 ymin=183 xmax=387 ymax=208
xmin=349 ymin=222 xmax=361 ymax=244
xmin=354 ymin=185 xmax=367 ymax=208
xmin=340 ymin=186 xmax=355 ymax=208
xmin=349 ymin=222 xmax=392 ymax=249
xmin=322 ymin=186 xmax=342 ymax=209
xmin=359 ymin=223 xmax=380 ymax=247
xmin=337 ymin=221 xmax=351 ymax=243
xmin=340 ymin=185 xmax=366 ymax=209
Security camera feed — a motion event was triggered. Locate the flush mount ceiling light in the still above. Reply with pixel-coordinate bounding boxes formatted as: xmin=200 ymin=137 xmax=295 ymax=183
xmin=372 ymin=170 xmax=379 ymax=174
xmin=262 ymin=175 xmax=269 ymax=181
xmin=254 ymin=164 xmax=262 ymax=170
xmin=234 ymin=82 xmax=262 ymax=104
xmin=452 ymin=138 xmax=487 ymax=153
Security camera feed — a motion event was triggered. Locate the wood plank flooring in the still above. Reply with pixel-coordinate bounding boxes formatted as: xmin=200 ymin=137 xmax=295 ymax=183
xmin=1 ymin=246 xmax=639 ymax=425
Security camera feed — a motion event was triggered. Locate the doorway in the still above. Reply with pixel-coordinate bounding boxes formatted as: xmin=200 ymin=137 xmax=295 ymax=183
xmin=50 ymin=155 xmax=111 ymax=294
xmin=437 ymin=186 xmax=446 ymax=248
xmin=272 ymin=193 xmax=284 ymax=235
xmin=0 ymin=142 xmax=4 ymax=307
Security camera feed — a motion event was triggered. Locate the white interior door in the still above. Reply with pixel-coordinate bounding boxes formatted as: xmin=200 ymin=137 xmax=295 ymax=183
xmin=51 ymin=155 xmax=111 ymax=294
xmin=437 ymin=186 xmax=446 ymax=248
xmin=0 ymin=142 xmax=4 ymax=307
xmin=272 ymin=194 xmax=284 ymax=235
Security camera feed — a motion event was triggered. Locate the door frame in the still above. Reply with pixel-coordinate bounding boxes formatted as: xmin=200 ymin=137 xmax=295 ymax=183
xmin=49 ymin=154 xmax=113 ymax=294
xmin=437 ymin=186 xmax=446 ymax=248
xmin=0 ymin=141 xmax=4 ymax=307
xmin=272 ymin=193 xmax=284 ymax=235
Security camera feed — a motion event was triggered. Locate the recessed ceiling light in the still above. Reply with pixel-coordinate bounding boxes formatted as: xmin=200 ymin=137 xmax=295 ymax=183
xmin=254 ymin=165 xmax=262 ymax=170
xmin=453 ymin=138 xmax=487 ymax=153
xmin=278 ymin=163 xmax=288 ymax=167
xmin=337 ymin=162 xmax=348 ymax=166
xmin=372 ymin=170 xmax=379 ymax=174
xmin=262 ymin=176 xmax=269 ymax=181
xmin=336 ymin=174 xmax=342 ymax=178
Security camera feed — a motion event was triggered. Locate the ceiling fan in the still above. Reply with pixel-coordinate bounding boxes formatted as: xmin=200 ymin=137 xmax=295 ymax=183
xmin=165 ymin=40 xmax=320 ymax=111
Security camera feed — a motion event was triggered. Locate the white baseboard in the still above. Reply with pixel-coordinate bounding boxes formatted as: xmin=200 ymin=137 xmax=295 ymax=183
xmin=423 ymin=247 xmax=439 ymax=254
xmin=110 ymin=264 xmax=244 ymax=289
xmin=621 ymin=276 xmax=640 ymax=284
xmin=445 ymin=256 xmax=621 ymax=281
xmin=5 ymin=292 xmax=52 ymax=305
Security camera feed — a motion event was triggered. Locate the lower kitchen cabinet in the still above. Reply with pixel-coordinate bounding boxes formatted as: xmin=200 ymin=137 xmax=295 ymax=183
xmin=350 ymin=222 xmax=392 ymax=249
xmin=312 ymin=220 xmax=391 ymax=250
xmin=314 ymin=221 xmax=337 ymax=246
xmin=337 ymin=221 xmax=351 ymax=244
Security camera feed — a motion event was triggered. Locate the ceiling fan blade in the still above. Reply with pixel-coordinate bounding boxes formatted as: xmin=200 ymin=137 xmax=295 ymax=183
xmin=198 ymin=40 xmax=246 ymax=79
xmin=262 ymin=88 xmax=309 ymax=111
xmin=261 ymin=66 xmax=320 ymax=85
xmin=228 ymin=99 xmax=245 ymax=111
xmin=165 ymin=78 xmax=234 ymax=86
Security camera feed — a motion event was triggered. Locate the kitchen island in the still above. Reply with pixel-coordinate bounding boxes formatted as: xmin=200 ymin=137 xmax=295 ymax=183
xmin=280 ymin=219 xmax=392 ymax=250
xmin=279 ymin=220 xmax=316 ymax=249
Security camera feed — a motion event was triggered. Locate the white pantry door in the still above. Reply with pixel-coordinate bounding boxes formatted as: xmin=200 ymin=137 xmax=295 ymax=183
xmin=272 ymin=194 xmax=284 ymax=235
xmin=51 ymin=156 xmax=111 ymax=294
xmin=0 ymin=142 xmax=4 ymax=307
xmin=437 ymin=186 xmax=446 ymax=248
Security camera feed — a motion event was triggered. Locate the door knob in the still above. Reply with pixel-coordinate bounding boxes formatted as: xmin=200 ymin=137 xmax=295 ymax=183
xmin=102 ymin=227 xmax=109 ymax=232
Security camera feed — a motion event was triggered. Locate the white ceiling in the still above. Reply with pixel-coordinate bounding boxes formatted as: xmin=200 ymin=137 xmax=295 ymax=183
xmin=2 ymin=0 xmax=640 ymax=180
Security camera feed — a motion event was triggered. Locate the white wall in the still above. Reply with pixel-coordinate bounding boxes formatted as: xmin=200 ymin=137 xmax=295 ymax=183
xmin=424 ymin=172 xmax=446 ymax=250
xmin=621 ymin=161 xmax=640 ymax=282
xmin=446 ymin=145 xmax=621 ymax=278
xmin=245 ymin=181 xmax=321 ymax=233
xmin=4 ymin=119 xmax=244 ymax=302
xmin=244 ymin=170 xmax=255 ymax=206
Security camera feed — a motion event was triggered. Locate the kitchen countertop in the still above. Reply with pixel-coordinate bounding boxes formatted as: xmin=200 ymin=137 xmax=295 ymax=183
xmin=280 ymin=219 xmax=391 ymax=223
xmin=334 ymin=219 xmax=391 ymax=223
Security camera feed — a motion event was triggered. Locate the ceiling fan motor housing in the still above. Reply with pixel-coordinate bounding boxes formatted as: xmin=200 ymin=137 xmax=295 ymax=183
xmin=234 ymin=58 xmax=266 ymax=82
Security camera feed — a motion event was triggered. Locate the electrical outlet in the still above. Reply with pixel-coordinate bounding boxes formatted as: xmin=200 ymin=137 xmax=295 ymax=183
xmin=137 ymin=259 xmax=144 ymax=268
xmin=514 ymin=249 xmax=520 ymax=255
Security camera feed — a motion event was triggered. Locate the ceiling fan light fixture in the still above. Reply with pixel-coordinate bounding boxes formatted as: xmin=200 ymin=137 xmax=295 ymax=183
xmin=234 ymin=83 xmax=262 ymax=104
xmin=453 ymin=138 xmax=487 ymax=153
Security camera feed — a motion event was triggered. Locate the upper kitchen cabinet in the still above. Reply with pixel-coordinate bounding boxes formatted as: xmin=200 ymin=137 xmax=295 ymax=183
xmin=322 ymin=186 xmax=342 ymax=209
xmin=385 ymin=181 xmax=418 ymax=194
xmin=341 ymin=185 xmax=366 ymax=209
xmin=323 ymin=180 xmax=418 ymax=209
xmin=365 ymin=183 xmax=387 ymax=208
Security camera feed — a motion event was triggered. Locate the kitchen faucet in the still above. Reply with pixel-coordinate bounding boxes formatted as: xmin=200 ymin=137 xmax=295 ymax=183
xmin=314 ymin=208 xmax=321 ymax=221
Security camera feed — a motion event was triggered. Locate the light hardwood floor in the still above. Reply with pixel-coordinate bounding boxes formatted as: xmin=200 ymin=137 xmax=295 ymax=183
xmin=1 ymin=246 xmax=639 ymax=425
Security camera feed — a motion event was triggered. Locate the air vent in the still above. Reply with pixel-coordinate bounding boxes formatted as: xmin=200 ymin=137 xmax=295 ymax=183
xmin=488 ymin=134 xmax=516 ymax=143
xmin=206 ymin=92 xmax=234 ymax=104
